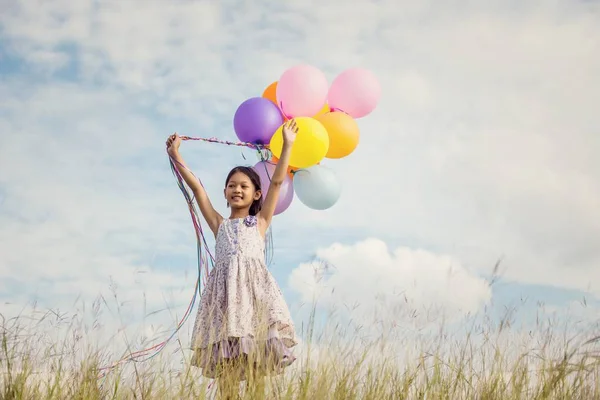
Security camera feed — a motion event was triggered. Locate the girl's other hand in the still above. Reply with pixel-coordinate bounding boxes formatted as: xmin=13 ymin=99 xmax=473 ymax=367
xmin=166 ymin=133 xmax=181 ymax=156
xmin=282 ymin=119 xmax=298 ymax=147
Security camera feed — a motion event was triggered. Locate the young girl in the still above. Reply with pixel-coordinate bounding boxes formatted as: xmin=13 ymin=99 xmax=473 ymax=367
xmin=166 ymin=120 xmax=299 ymax=398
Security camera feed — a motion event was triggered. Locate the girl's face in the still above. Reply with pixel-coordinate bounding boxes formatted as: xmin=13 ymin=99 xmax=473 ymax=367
xmin=225 ymin=171 xmax=261 ymax=209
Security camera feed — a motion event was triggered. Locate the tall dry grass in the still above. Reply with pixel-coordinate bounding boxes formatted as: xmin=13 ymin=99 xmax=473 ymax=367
xmin=1 ymin=285 xmax=599 ymax=399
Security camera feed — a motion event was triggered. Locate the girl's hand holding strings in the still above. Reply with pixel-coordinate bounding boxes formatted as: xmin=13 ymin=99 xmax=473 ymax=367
xmin=166 ymin=133 xmax=182 ymax=157
xmin=165 ymin=132 xmax=222 ymax=237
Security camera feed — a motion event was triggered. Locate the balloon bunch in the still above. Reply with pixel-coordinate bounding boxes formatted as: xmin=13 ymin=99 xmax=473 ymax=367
xmin=233 ymin=64 xmax=381 ymax=212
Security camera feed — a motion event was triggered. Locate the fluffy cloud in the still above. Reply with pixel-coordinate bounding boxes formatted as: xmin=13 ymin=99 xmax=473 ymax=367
xmin=288 ymin=239 xmax=492 ymax=329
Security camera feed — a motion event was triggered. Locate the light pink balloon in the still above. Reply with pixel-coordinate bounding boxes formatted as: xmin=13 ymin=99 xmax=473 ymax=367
xmin=328 ymin=68 xmax=381 ymax=118
xmin=276 ymin=64 xmax=328 ymax=118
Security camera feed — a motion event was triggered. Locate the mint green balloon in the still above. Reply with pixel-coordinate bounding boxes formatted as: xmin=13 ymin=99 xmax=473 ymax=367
xmin=293 ymin=165 xmax=341 ymax=210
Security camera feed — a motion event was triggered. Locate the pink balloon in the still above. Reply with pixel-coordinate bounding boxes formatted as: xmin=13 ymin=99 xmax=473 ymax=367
xmin=276 ymin=64 xmax=328 ymax=118
xmin=328 ymin=68 xmax=381 ymax=118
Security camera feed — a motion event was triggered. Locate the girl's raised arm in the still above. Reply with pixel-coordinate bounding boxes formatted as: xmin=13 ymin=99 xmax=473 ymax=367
xmin=258 ymin=120 xmax=298 ymax=234
xmin=167 ymin=134 xmax=223 ymax=237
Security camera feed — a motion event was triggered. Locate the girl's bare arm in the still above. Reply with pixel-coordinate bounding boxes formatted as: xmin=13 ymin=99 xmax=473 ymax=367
xmin=167 ymin=134 xmax=223 ymax=236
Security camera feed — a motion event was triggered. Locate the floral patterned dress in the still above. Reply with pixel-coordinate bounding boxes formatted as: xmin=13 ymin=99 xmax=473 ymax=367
xmin=190 ymin=216 xmax=297 ymax=379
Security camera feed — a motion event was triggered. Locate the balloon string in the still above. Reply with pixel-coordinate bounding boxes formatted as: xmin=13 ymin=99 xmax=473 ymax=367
xmin=96 ymin=134 xmax=277 ymax=394
xmin=279 ymin=101 xmax=293 ymax=121
xmin=180 ymin=135 xmax=266 ymax=150
xmin=97 ymin=143 xmax=217 ymax=384
xmin=329 ymin=107 xmax=348 ymax=114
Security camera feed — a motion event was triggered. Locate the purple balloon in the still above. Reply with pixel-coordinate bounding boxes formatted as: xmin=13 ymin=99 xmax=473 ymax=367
xmin=253 ymin=161 xmax=294 ymax=215
xmin=234 ymin=97 xmax=284 ymax=144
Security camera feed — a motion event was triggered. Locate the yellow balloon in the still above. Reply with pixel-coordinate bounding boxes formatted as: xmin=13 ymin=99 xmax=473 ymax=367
xmin=269 ymin=117 xmax=329 ymax=169
xmin=316 ymin=111 xmax=360 ymax=159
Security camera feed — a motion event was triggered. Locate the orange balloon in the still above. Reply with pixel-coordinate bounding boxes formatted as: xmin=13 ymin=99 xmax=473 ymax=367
xmin=271 ymin=155 xmax=295 ymax=179
xmin=316 ymin=111 xmax=360 ymax=159
xmin=262 ymin=81 xmax=278 ymax=105
xmin=263 ymin=81 xmax=289 ymax=121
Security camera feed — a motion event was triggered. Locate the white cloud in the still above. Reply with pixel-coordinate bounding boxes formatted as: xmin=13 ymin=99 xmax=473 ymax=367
xmin=288 ymin=239 xmax=492 ymax=329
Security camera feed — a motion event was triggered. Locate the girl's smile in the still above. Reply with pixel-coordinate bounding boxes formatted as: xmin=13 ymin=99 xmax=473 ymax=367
xmin=226 ymin=171 xmax=261 ymax=208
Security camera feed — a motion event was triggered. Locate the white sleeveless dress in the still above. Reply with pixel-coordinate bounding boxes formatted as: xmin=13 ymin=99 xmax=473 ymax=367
xmin=190 ymin=216 xmax=297 ymax=379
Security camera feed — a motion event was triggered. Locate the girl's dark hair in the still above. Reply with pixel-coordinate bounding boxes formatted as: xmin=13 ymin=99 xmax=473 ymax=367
xmin=225 ymin=166 xmax=263 ymax=216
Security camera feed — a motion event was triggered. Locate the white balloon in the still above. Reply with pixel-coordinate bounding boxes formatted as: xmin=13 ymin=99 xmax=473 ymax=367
xmin=293 ymin=165 xmax=341 ymax=210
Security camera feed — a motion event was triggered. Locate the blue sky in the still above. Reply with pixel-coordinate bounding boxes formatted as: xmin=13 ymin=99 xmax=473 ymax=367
xmin=1 ymin=0 xmax=599 ymax=357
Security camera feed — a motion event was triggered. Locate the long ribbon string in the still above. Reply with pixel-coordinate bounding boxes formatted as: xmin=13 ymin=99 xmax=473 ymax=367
xmin=97 ymin=135 xmax=263 ymax=382
xmin=179 ymin=135 xmax=265 ymax=149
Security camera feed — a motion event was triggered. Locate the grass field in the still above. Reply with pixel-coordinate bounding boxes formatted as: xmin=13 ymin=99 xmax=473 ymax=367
xmin=2 ymin=288 xmax=599 ymax=399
